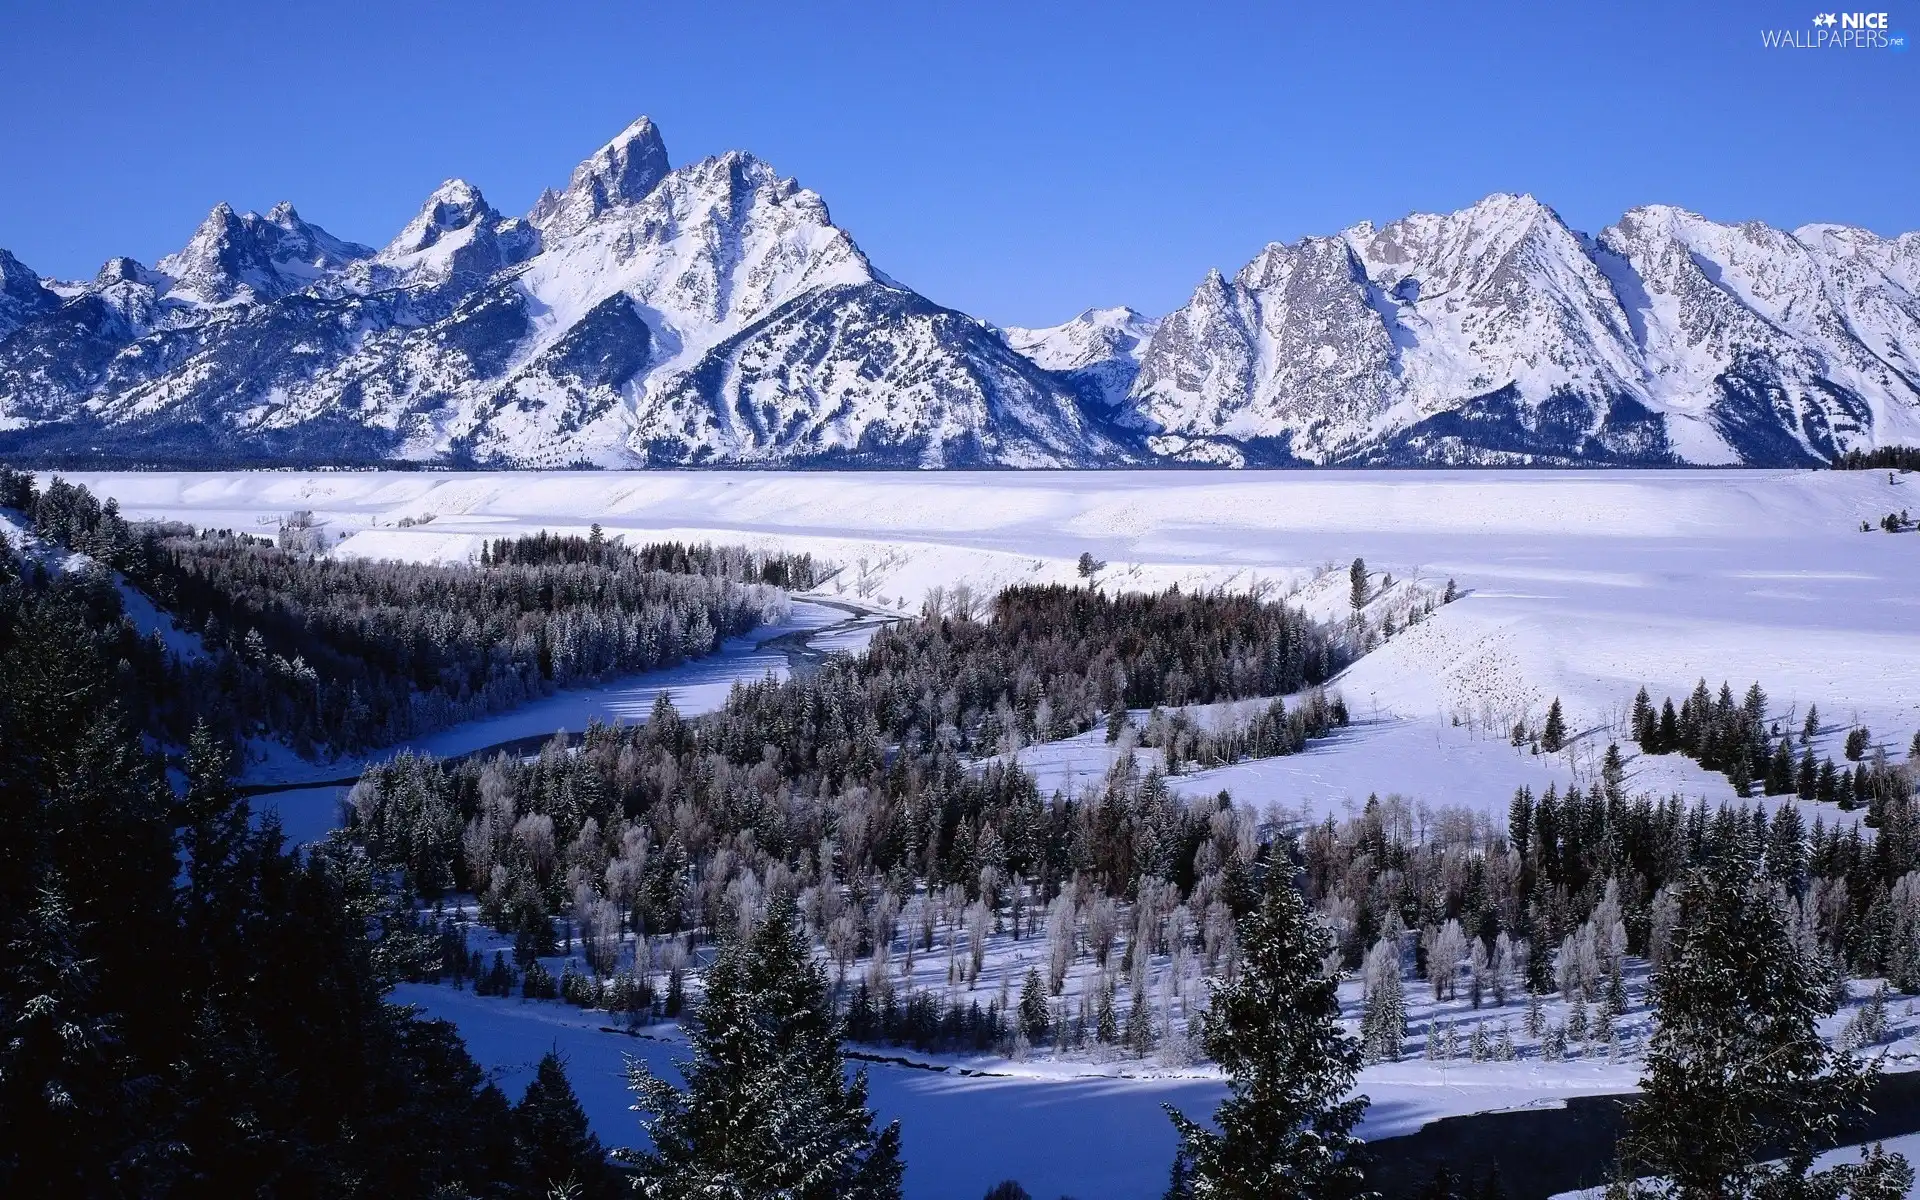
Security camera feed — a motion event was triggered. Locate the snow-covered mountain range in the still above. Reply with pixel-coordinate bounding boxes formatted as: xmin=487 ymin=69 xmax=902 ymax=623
xmin=2 ymin=118 xmax=1916 ymax=467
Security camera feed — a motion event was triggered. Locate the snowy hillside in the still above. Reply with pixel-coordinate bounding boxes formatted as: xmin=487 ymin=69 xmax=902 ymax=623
xmin=1 ymin=122 xmax=1917 ymax=466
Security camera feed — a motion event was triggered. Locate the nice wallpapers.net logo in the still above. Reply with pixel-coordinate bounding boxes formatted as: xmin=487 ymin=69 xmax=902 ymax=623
xmin=1762 ymin=11 xmax=1909 ymax=48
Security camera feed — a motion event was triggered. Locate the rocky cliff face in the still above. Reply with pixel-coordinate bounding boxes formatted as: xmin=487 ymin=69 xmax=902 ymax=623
xmin=1128 ymin=194 xmax=1920 ymax=465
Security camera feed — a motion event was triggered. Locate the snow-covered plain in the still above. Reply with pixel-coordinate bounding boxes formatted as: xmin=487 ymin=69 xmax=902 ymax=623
xmin=58 ymin=467 xmax=1920 ymax=1196
xmin=71 ymin=467 xmax=1920 ymax=817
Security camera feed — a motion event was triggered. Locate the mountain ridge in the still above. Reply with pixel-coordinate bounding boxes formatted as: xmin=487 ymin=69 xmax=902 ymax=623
xmin=2 ymin=123 xmax=1916 ymax=468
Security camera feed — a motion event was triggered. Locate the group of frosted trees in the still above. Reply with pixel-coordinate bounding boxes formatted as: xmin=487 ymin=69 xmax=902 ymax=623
xmin=1176 ymin=848 xmax=1913 ymax=1199
xmin=626 ymin=841 xmax=1915 ymax=1199
xmin=1359 ymin=884 xmax=1641 ymax=1067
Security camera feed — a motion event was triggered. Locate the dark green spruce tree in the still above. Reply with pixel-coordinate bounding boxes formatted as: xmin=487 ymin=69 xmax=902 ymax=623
xmin=1541 ymin=698 xmax=1568 ymax=753
xmin=1165 ymin=863 xmax=1371 ymax=1200
xmin=515 ymin=1050 xmax=619 ymax=1199
xmin=1617 ymin=851 xmax=1912 ymax=1198
xmin=626 ymin=894 xmax=903 ymax=1198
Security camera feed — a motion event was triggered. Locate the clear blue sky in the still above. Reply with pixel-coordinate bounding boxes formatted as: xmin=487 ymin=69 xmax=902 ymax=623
xmin=1 ymin=0 xmax=1912 ymax=327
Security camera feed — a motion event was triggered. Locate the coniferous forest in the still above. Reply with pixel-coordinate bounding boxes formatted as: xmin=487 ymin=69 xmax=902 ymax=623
xmin=0 ymin=521 xmax=619 ymax=1196
xmin=0 ymin=466 xmax=799 ymax=753
xmin=6 ymin=470 xmax=1920 ymax=1198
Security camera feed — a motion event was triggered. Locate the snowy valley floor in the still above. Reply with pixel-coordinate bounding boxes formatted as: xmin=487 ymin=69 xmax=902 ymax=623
xmin=79 ymin=468 xmax=1920 ymax=823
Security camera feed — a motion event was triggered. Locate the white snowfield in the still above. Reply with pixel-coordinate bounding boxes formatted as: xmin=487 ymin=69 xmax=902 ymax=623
xmin=70 ymin=466 xmax=1920 ymax=808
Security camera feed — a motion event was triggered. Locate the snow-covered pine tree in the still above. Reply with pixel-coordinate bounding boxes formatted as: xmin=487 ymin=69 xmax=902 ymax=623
xmin=625 ymin=894 xmax=903 ymax=1199
xmin=1541 ymin=1023 xmax=1566 ymax=1062
xmin=1617 ymin=853 xmax=1911 ymax=1198
xmin=1163 ymin=863 xmax=1369 ymax=1200
xmin=1361 ymin=937 xmax=1407 ymax=1063
xmin=1019 ymin=967 xmax=1051 ymax=1044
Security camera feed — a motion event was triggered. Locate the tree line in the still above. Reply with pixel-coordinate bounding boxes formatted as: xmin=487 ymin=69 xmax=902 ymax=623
xmin=481 ymin=526 xmax=823 ymax=591
xmin=340 ymin=579 xmax=1361 ymax=964
xmin=1 ymin=466 xmax=795 ymax=756
xmin=1630 ymin=681 xmax=1911 ymax=811
xmin=1833 ymin=446 xmax=1920 ymax=471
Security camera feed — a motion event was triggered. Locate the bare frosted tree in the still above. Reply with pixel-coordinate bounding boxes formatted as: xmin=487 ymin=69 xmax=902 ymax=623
xmin=1649 ymin=885 xmax=1681 ymax=968
xmin=1045 ymin=894 xmax=1078 ymax=994
xmin=869 ymin=890 xmax=901 ymax=955
xmin=1085 ymin=895 xmax=1120 ymax=968
xmin=950 ymin=583 xmax=977 ymax=623
xmin=1427 ymin=919 xmax=1467 ymax=1002
xmin=1491 ymin=931 xmax=1516 ymax=1006
xmin=912 ymin=889 xmax=934 ymax=952
xmin=826 ymin=913 xmax=860 ymax=987
xmin=576 ymin=886 xmax=623 ymax=978
xmin=964 ymin=899 xmax=992 ymax=983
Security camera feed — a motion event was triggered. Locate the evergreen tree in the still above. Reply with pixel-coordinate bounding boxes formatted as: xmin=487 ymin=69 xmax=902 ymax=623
xmin=1360 ymin=938 xmax=1406 ymax=1064
xmin=1602 ymin=743 xmax=1625 ymax=803
xmin=1019 ymin=968 xmax=1051 ymax=1044
xmin=1657 ymin=699 xmax=1679 ymax=754
xmin=1418 ymin=1165 xmax=1465 ymax=1200
xmin=1349 ymin=558 xmax=1369 ymax=612
xmin=1617 ymin=852 xmax=1911 ymax=1198
xmin=626 ymin=894 xmax=903 ymax=1199
xmin=516 ymin=1051 xmax=619 ymax=1199
xmin=1847 ymin=727 xmax=1872 ymax=761
xmin=1164 ymin=864 xmax=1370 ymax=1200
xmin=1541 ymin=699 xmax=1568 ymax=753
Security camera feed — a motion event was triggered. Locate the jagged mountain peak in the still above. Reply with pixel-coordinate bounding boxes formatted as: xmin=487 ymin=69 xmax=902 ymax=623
xmin=359 ymin=178 xmax=537 ymax=292
xmin=93 ymin=255 xmax=166 ymax=288
xmin=385 ymin=179 xmax=497 ymax=256
xmin=1004 ymin=306 xmax=1159 ymax=361
xmin=1003 ymin=305 xmax=1162 ymax=414
xmin=1123 ymin=189 xmax=1920 ymax=466
xmin=155 ymin=200 xmax=372 ymax=304
xmin=532 ymin=115 xmax=672 ymax=237
xmin=0 ymin=248 xmax=58 ymax=339
xmin=1351 ymin=192 xmax=1577 ymax=291
xmin=518 ymin=139 xmax=871 ymax=337
xmin=0 ymin=248 xmax=43 ymax=292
